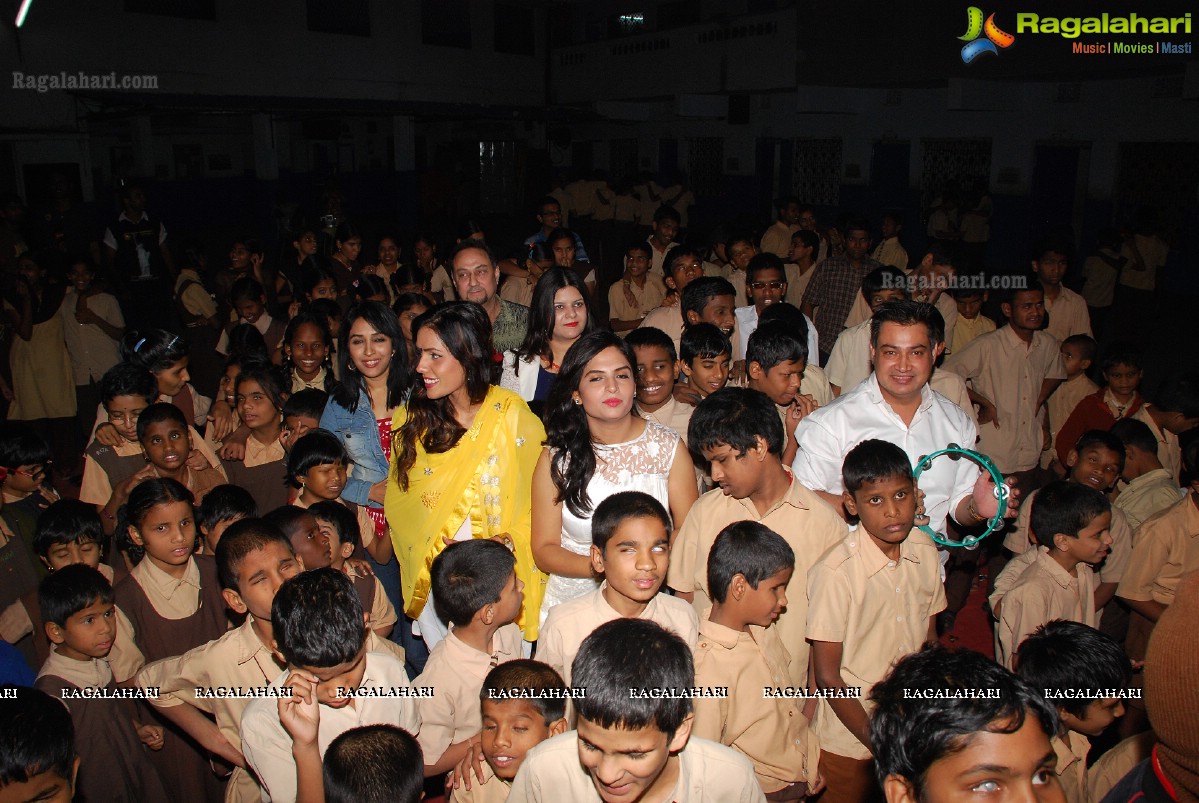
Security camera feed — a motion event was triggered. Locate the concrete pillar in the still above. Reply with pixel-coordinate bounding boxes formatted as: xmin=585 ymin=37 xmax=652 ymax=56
xmin=252 ymin=113 xmax=279 ymax=181
xmin=131 ymin=115 xmax=154 ymax=177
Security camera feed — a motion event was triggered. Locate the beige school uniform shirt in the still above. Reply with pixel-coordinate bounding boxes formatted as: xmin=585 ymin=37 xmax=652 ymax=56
xmin=137 ymin=615 xmax=288 ymax=803
xmin=413 ymin=623 xmax=523 ymax=765
xmin=806 ymin=528 xmax=945 ymax=760
xmin=536 ymin=583 xmax=698 ymax=687
xmin=871 ymin=237 xmax=909 ymax=272
xmin=451 ymin=762 xmax=513 ymax=803
xmin=1002 ymin=488 xmax=1132 ymax=585
xmin=760 ymin=221 xmax=798 ymax=260
xmin=636 ymin=397 xmax=694 ymax=443
xmin=1044 ymin=286 xmax=1093 ymax=343
xmin=950 ymin=312 xmax=996 ymax=355
xmin=784 ymin=263 xmax=816 ymax=309
xmin=996 ymin=552 xmax=1097 ymax=670
xmin=608 ymin=275 xmax=667 ymax=326
xmin=692 ymin=611 xmax=819 ymax=793
xmin=944 ymin=326 xmax=1067 ymax=474
xmin=1053 ymin=730 xmax=1092 ymax=803
xmin=1115 ymin=468 xmax=1182 ymax=531
xmin=507 ymin=731 xmax=766 ymax=803
xmin=639 ymin=304 xmax=685 ymax=352
xmin=668 ymin=474 xmax=848 ymax=686
xmin=1117 ymin=492 xmax=1199 ymax=608
xmin=1136 ymin=406 xmax=1183 ymax=485
xmin=240 ymin=651 xmax=421 ymax=803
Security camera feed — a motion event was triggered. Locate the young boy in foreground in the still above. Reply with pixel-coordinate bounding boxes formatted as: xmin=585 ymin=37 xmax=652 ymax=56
xmin=691 ymin=521 xmax=821 ymax=800
xmin=870 ymin=644 xmax=1065 ymax=803
xmin=508 ymin=618 xmax=766 ymax=802
xmin=450 ymin=660 xmax=570 ymax=802
xmin=808 ymin=439 xmax=944 ymax=802
xmin=1015 ymin=620 xmax=1132 ymax=803
xmin=414 ymin=539 xmax=524 ymax=777
xmin=537 ymin=491 xmax=697 ymax=687
xmin=136 ymin=518 xmax=302 ymax=802
xmin=0 ymin=685 xmax=81 ymax=803
xmin=668 ymin=387 xmax=848 ymax=687
xmin=239 ymin=568 xmax=421 ymax=803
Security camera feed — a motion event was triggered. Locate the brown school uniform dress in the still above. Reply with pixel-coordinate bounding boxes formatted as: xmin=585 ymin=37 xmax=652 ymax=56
xmin=221 ymin=436 xmax=289 ymax=511
xmin=35 ymin=650 xmax=170 ymax=803
xmin=114 ymin=555 xmax=229 ymax=803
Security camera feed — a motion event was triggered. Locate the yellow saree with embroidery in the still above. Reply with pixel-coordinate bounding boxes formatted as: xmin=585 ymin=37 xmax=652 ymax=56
xmin=386 ymin=385 xmax=547 ymax=640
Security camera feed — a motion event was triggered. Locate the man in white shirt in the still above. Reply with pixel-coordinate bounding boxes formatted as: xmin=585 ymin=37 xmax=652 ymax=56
xmin=793 ymin=300 xmax=1010 ymax=538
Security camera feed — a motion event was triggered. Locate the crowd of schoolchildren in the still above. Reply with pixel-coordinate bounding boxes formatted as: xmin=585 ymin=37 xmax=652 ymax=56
xmin=0 ymin=178 xmax=1196 ymax=803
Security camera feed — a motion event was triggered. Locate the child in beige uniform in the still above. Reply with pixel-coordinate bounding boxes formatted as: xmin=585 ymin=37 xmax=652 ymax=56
xmin=628 ymin=327 xmax=693 ymax=441
xmin=669 ymin=387 xmax=848 ymax=688
xmin=1014 ymin=621 xmax=1132 ymax=803
xmin=608 ymin=242 xmax=666 ymax=333
xmin=1110 ymin=418 xmax=1184 ymax=530
xmin=808 ymin=439 xmax=944 ymax=803
xmin=509 ymin=618 xmax=765 ymax=803
xmin=413 ymin=540 xmax=524 ymax=777
xmin=449 ymin=661 xmax=569 ymax=802
xmin=692 ymin=521 xmax=821 ymax=800
xmin=996 ymin=482 xmax=1113 ymax=670
xmin=537 ymin=492 xmax=697 ymax=686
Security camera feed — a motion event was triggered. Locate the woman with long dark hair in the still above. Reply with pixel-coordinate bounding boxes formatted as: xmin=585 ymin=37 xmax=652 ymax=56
xmin=318 ymin=301 xmax=413 ymax=662
xmin=386 ymin=301 xmax=545 ymax=648
xmin=500 ymin=267 xmax=596 ymax=408
xmin=531 ymin=330 xmax=697 ymax=624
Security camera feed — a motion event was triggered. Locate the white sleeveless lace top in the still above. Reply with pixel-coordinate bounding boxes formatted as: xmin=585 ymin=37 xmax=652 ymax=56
xmin=540 ymin=420 xmax=680 ymax=623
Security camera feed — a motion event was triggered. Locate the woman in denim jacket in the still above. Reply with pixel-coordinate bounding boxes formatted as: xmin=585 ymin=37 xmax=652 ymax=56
xmin=319 ymin=301 xmax=426 ymax=672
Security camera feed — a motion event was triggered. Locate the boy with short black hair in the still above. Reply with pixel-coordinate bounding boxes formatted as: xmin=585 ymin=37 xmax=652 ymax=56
xmin=0 ymin=424 xmax=58 ymax=554
xmin=995 ymin=481 xmax=1112 ymax=669
xmin=537 ymin=491 xmax=698 ymax=686
xmin=0 ymin=684 xmax=80 ymax=803
xmin=451 ymin=660 xmax=569 ymax=802
xmin=240 ymin=568 xmax=421 ymax=803
xmin=869 ymin=644 xmax=1062 ymax=803
xmin=681 ymin=276 xmax=737 ymax=343
xmin=1110 ymin=417 xmax=1183 ymax=529
xmin=808 ymin=439 xmax=945 ymax=802
xmin=1055 ymin=343 xmax=1145 ymax=466
xmin=679 ymin=323 xmax=732 ymax=402
xmin=510 ymin=618 xmax=765 ymax=802
xmin=217 ymin=276 xmax=285 ymax=361
xmin=281 ymin=388 xmax=328 ymax=452
xmin=195 ymin=483 xmax=257 ymax=554
xmin=324 ymin=724 xmax=424 ymax=803
xmin=136 ymin=518 xmax=302 ymax=802
xmin=627 ymin=326 xmax=692 ymax=440
xmin=135 ymin=402 xmax=227 ymax=504
xmin=670 ymin=387 xmax=849 ymax=687
xmin=945 ymin=277 xmax=1066 ymax=482
xmin=1045 ymin=334 xmax=1099 ymax=470
xmin=1015 ymin=620 xmax=1132 ymax=803
xmin=33 ymin=499 xmax=109 ymax=578
xmin=639 ymin=245 xmax=707 ymax=351
xmin=79 ymin=362 xmax=157 ymax=510
xmin=414 ymin=540 xmax=524 ymax=776
xmin=995 ymin=431 xmax=1133 ymax=633
xmin=35 ymin=564 xmax=169 ymax=802
xmin=609 ymin=241 xmax=666 ymax=332
xmin=1032 ymin=236 xmax=1092 ymax=343
xmin=692 ymin=521 xmax=821 ymax=800
xmin=733 ymin=253 xmax=818 ymax=364
xmin=309 ymin=500 xmax=397 ymax=641
xmin=746 ymin=322 xmax=820 ymax=464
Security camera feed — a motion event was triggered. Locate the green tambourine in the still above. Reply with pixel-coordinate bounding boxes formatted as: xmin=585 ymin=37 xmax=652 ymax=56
xmin=913 ymin=443 xmax=1009 ymax=548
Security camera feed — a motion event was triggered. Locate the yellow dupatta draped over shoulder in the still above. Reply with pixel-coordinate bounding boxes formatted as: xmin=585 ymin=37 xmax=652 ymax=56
xmin=386 ymin=386 xmax=548 ymax=640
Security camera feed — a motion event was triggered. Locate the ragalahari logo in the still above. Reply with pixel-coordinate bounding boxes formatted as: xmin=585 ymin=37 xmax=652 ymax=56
xmin=959 ymin=7 xmax=1016 ymax=63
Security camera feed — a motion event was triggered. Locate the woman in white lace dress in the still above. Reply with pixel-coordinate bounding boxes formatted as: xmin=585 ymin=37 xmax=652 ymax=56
xmin=531 ymin=330 xmax=698 ymax=626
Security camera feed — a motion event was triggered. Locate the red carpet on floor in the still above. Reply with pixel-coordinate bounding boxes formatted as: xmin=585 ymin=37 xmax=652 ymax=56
xmin=939 ymin=565 xmax=995 ymax=659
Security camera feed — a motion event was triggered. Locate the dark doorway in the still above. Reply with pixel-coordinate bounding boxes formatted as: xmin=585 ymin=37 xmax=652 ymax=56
xmin=1031 ymin=144 xmax=1088 ymax=241
xmin=870 ymin=141 xmax=910 ymax=207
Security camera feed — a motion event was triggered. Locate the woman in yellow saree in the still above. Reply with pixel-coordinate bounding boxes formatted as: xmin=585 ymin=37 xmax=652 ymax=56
xmin=386 ymin=302 xmax=547 ymax=646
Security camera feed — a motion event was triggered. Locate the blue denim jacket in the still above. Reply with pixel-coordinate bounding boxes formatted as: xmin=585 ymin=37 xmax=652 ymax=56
xmin=319 ymin=389 xmax=389 ymax=507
